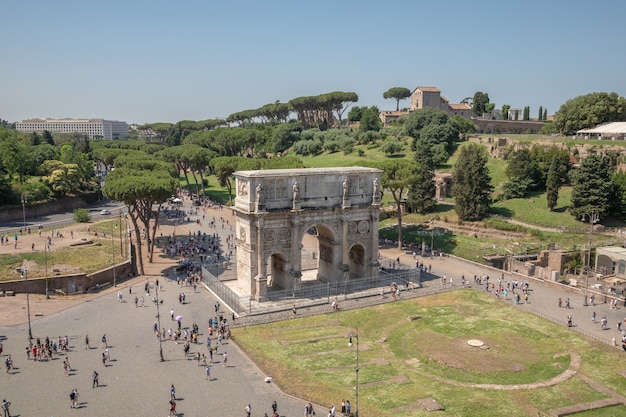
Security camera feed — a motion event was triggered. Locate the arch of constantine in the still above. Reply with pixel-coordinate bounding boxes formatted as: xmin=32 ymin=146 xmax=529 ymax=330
xmin=233 ymin=167 xmax=382 ymax=300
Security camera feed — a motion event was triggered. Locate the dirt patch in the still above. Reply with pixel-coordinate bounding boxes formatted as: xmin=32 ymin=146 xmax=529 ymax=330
xmin=412 ymin=330 xmax=536 ymax=373
xmin=392 ymin=397 xmax=444 ymax=412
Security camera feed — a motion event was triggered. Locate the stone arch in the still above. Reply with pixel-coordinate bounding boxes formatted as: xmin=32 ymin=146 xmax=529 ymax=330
xmin=233 ymin=167 xmax=382 ymax=301
xmin=348 ymin=243 xmax=367 ymax=279
xmin=264 ymin=250 xmax=290 ymax=289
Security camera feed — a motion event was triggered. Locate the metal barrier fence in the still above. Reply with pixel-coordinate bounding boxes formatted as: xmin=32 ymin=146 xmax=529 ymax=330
xmin=201 ymin=265 xmax=245 ymax=314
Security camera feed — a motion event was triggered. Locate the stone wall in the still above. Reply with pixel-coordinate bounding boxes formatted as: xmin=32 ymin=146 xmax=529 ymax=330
xmin=473 ymin=119 xmax=545 ymax=134
xmin=0 ymin=260 xmax=132 ymax=295
xmin=0 ymin=194 xmax=101 ymax=224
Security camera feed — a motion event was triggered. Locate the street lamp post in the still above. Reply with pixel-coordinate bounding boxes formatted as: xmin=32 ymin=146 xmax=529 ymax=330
xmin=348 ymin=329 xmax=359 ymax=417
xmin=44 ymin=244 xmax=49 ymax=299
xmin=582 ymin=211 xmax=600 ymax=307
xmin=21 ymin=268 xmax=33 ymax=340
xmin=155 ymin=282 xmax=165 ymax=362
xmin=112 ymin=223 xmax=117 ymax=287
xmin=21 ymin=195 xmax=27 ymax=232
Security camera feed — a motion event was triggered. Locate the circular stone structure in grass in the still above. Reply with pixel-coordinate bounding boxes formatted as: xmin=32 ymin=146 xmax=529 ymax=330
xmin=467 ymin=339 xmax=484 ymax=347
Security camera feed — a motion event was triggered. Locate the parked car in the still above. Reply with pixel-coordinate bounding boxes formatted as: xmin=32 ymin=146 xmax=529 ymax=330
xmin=100 ymin=209 xmax=111 ymax=215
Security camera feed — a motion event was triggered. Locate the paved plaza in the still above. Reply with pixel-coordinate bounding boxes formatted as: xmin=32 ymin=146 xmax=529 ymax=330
xmin=2 ymin=200 xmax=626 ymax=416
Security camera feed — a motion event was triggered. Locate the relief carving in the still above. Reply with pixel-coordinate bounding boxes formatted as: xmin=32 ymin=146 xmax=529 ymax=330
xmin=238 ymin=181 xmax=248 ymax=196
xmin=320 ymin=245 xmax=332 ymax=263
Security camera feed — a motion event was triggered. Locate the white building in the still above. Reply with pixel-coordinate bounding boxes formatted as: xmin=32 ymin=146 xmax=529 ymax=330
xmin=16 ymin=118 xmax=128 ymax=140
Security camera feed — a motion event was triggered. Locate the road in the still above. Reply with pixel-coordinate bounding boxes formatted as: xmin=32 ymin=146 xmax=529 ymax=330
xmin=0 ymin=199 xmax=126 ymax=235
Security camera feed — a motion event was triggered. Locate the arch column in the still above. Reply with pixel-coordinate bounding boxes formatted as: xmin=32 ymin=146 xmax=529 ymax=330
xmin=369 ymin=208 xmax=380 ymax=275
xmin=255 ymin=218 xmax=267 ymax=300
xmin=340 ymin=213 xmax=350 ymax=281
xmin=290 ymin=215 xmax=302 ymax=290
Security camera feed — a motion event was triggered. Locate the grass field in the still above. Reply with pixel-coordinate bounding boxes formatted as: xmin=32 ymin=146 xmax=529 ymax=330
xmin=233 ymin=290 xmax=626 ymax=417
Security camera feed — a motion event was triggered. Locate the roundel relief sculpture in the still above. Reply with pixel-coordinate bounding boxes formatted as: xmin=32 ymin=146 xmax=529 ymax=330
xmin=357 ymin=220 xmax=369 ymax=233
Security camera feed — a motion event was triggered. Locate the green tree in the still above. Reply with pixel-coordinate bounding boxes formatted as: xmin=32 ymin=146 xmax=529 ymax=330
xmin=407 ymin=139 xmax=436 ymax=214
xmin=43 ymin=163 xmax=80 ymax=196
xmin=405 ymin=108 xmax=459 ymax=167
xmin=451 ymin=144 xmax=493 ymax=221
xmin=569 ymin=154 xmax=614 ymax=219
xmin=538 ymin=106 xmax=543 ymax=121
xmin=501 ymin=104 xmax=511 ymax=120
xmin=42 ymin=130 xmax=54 ymax=145
xmin=374 ymin=160 xmax=419 ymax=249
xmin=472 ymin=92 xmax=490 ymax=116
xmin=383 ymin=87 xmax=411 ymax=111
xmin=543 ymin=108 xmax=548 ymax=121
xmin=359 ymin=108 xmax=381 ymax=132
xmin=211 ymin=156 xmax=241 ymax=205
xmin=102 ymin=162 xmax=178 ymax=274
xmin=380 ymin=139 xmax=403 ymax=156
xmin=502 ymin=148 xmax=537 ymax=199
xmin=546 ymin=155 xmax=561 ymax=211
xmin=189 ymin=147 xmax=217 ymax=198
xmin=347 ymin=106 xmax=363 ymax=122
xmin=0 ymin=136 xmax=34 ymax=183
xmin=529 ymin=145 xmax=570 ymax=189
xmin=539 ymin=121 xmax=557 ymax=135
xmin=554 ymin=92 xmax=626 ymax=135
xmin=451 ymin=115 xmax=477 ymax=138
xmin=612 ymin=171 xmax=626 ymax=220
xmin=523 ymin=106 xmax=530 ymax=121
xmin=514 ymin=110 xmax=519 ymax=121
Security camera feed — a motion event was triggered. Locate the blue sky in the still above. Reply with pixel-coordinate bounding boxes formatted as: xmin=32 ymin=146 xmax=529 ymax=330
xmin=2 ymin=0 xmax=625 ymax=125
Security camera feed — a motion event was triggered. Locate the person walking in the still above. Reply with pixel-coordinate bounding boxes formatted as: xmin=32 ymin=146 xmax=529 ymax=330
xmin=223 ymin=351 xmax=228 ymax=367
xmin=205 ymin=364 xmax=211 ymax=380
xmin=100 ymin=334 xmax=107 ymax=349
xmin=245 ymin=404 xmax=252 ymax=417
xmin=92 ymin=370 xmax=99 ymax=388
xmin=272 ymin=400 xmax=278 ymax=415
xmin=170 ymin=384 xmax=176 ymax=400
xmin=2 ymin=399 xmax=10 ymax=417
xmin=85 ymin=335 xmax=90 ymax=349
xmin=69 ymin=389 xmax=79 ymax=408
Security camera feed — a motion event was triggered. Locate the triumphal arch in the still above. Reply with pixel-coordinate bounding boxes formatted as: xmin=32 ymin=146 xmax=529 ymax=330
xmin=233 ymin=167 xmax=382 ymax=300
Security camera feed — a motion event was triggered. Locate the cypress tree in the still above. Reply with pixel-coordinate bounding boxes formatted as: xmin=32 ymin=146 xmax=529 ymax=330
xmin=451 ymin=144 xmax=493 ymax=221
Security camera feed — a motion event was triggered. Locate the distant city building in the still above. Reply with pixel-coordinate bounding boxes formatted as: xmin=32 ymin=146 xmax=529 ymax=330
xmin=16 ymin=118 xmax=128 ymax=139
xmin=379 ymin=86 xmax=471 ymax=125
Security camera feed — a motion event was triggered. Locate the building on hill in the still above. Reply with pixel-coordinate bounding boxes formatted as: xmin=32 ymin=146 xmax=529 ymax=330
xmin=379 ymin=86 xmax=471 ymax=126
xmin=409 ymin=86 xmax=471 ymax=118
xmin=16 ymin=118 xmax=128 ymax=139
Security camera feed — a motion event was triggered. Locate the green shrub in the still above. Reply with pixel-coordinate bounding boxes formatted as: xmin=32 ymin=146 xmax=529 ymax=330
xmin=73 ymin=208 xmax=90 ymax=223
